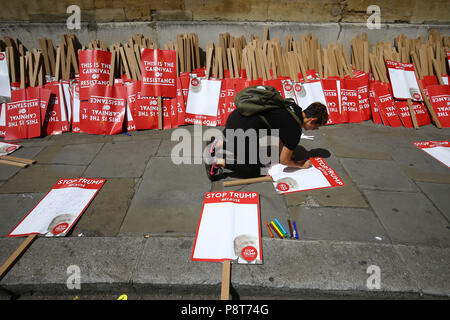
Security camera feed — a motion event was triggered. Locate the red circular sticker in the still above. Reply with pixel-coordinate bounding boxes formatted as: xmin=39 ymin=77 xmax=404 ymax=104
xmin=284 ymin=84 xmax=292 ymax=91
xmin=241 ymin=246 xmax=257 ymax=262
xmin=277 ymin=182 xmax=290 ymax=192
xmin=191 ymin=78 xmax=200 ymax=87
xmin=412 ymin=92 xmax=421 ymax=100
xmin=0 ymin=53 xmax=5 ymax=61
xmin=5 ymin=146 xmax=18 ymax=152
xmin=294 ymin=84 xmax=302 ymax=92
xmin=52 ymin=223 xmax=69 ymax=235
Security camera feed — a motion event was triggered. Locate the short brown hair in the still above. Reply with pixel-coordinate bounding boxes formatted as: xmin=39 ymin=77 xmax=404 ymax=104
xmin=304 ymin=102 xmax=328 ymax=125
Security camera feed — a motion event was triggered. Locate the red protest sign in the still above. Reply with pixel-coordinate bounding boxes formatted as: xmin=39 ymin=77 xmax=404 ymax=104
xmin=369 ymin=81 xmax=383 ymax=124
xmin=426 ymin=84 xmax=450 ymax=127
xmin=39 ymin=88 xmax=51 ymax=127
xmin=79 ymin=86 xmax=126 ymax=135
xmin=340 ymin=78 xmax=361 ymax=123
xmin=176 ymin=77 xmax=186 ymax=126
xmin=322 ymin=78 xmax=342 ymax=125
xmin=373 ymin=82 xmax=403 ymax=127
xmin=79 ymin=50 xmax=112 ymax=100
xmin=42 ymin=82 xmax=70 ymax=136
xmin=5 ymin=88 xmax=41 ymax=140
xmin=141 ymin=49 xmax=177 ymax=98
xmin=355 ymin=72 xmax=371 ymax=121
xmin=128 ymin=80 xmax=159 ymax=130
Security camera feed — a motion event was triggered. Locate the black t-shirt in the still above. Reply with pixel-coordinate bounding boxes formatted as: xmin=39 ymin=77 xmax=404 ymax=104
xmin=224 ymin=104 xmax=303 ymax=151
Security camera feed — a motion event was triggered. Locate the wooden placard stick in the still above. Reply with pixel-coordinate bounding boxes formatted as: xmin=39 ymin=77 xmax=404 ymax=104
xmin=407 ymin=99 xmax=419 ymax=129
xmin=119 ymin=46 xmax=132 ymax=81
xmin=323 ymin=49 xmax=329 ymax=79
xmin=54 ymin=47 xmax=61 ymax=81
xmin=124 ymin=45 xmax=138 ymax=80
xmin=369 ymin=54 xmax=380 ymax=81
xmin=60 ymin=42 xmax=68 ymax=80
xmin=109 ymin=48 xmax=116 ymax=86
xmin=205 ymin=46 xmax=213 ymax=79
xmin=31 ymin=51 xmax=42 ymax=88
xmin=39 ymin=38 xmax=50 ymax=76
xmin=363 ymin=41 xmax=370 ymax=73
xmin=220 ymin=260 xmax=231 ymax=300
xmin=0 ymin=234 xmax=38 ymax=282
xmin=432 ymin=58 xmax=444 ymax=85
xmin=177 ymin=35 xmax=184 ymax=73
xmin=0 ymin=155 xmax=36 ymax=165
xmin=0 ymin=159 xmax=28 ymax=168
xmin=8 ymin=46 xmax=17 ymax=83
xmin=227 ymin=48 xmax=234 ymax=79
xmin=223 ymin=175 xmax=272 ymax=187
xmin=217 ymin=47 xmax=224 ymax=80
xmin=231 ymin=48 xmax=240 ymax=79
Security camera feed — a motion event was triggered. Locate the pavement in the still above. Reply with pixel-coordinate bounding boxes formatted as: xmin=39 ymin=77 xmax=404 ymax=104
xmin=0 ymin=122 xmax=449 ymax=300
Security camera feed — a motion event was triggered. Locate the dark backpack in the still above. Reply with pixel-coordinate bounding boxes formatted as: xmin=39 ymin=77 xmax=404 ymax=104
xmin=234 ymin=85 xmax=303 ymax=129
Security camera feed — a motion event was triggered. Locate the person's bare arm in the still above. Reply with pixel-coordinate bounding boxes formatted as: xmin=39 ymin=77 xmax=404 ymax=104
xmin=279 ymin=145 xmax=312 ymax=169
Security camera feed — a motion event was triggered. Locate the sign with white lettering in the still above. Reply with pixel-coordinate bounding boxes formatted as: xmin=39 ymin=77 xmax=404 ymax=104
xmin=268 ymin=157 xmax=345 ymax=194
xmin=8 ymin=178 xmax=106 ymax=237
xmin=141 ymin=49 xmax=177 ymax=98
xmin=192 ymin=191 xmax=262 ymax=264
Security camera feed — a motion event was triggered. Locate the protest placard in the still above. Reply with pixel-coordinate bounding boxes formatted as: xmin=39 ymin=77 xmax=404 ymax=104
xmin=268 ymin=157 xmax=344 ymax=194
xmin=191 ymin=191 xmax=262 ymax=264
xmin=413 ymin=140 xmax=450 ymax=168
xmin=8 ymin=178 xmax=105 ymax=237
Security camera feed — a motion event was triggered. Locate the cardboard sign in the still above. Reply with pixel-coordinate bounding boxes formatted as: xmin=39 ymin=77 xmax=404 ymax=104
xmin=411 ymin=101 xmax=431 ymax=126
xmin=426 ymin=84 xmax=450 ymax=127
xmin=0 ymin=52 xmax=11 ymax=101
xmin=79 ymin=86 xmax=126 ymax=135
xmin=0 ymin=103 xmax=5 ymax=137
xmin=413 ymin=140 xmax=450 ymax=168
xmin=185 ymin=77 xmax=222 ymax=126
xmin=79 ymin=50 xmax=112 ymax=100
xmin=269 ymin=157 xmax=344 ymax=194
xmin=124 ymin=82 xmax=137 ymax=132
xmin=386 ymin=60 xmax=422 ymax=101
xmin=141 ymin=49 xmax=177 ymax=98
xmin=293 ymin=80 xmax=327 ymax=111
xmin=394 ymin=100 xmax=413 ymax=128
xmin=43 ymin=82 xmax=70 ymax=136
xmin=176 ymin=77 xmax=187 ymax=126
xmin=0 ymin=141 xmax=21 ymax=156
xmin=39 ymin=88 xmax=51 ymax=127
xmin=372 ymin=82 xmax=402 ymax=127
xmin=322 ymin=78 xmax=342 ymax=125
xmin=355 ymin=72 xmax=371 ymax=121
xmin=191 ymin=191 xmax=262 ymax=264
xmin=8 ymin=178 xmax=105 ymax=237
xmin=71 ymin=83 xmax=81 ymax=132
xmin=5 ymin=88 xmax=41 ymax=140
xmin=369 ymin=81 xmax=383 ymax=124
xmin=217 ymin=80 xmax=227 ymax=126
xmin=340 ymin=78 xmax=361 ymax=123
xmin=126 ymin=80 xmax=159 ymax=130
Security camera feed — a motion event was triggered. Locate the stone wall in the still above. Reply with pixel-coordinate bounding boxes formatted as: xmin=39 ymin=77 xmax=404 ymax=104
xmin=1 ymin=0 xmax=449 ymax=24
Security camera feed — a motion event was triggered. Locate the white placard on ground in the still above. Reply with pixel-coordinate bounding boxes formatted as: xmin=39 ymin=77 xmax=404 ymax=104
xmin=413 ymin=140 xmax=450 ymax=168
xmin=268 ymin=157 xmax=345 ymax=194
xmin=191 ymin=191 xmax=262 ymax=264
xmin=8 ymin=178 xmax=105 ymax=237
xmin=0 ymin=141 xmax=21 ymax=156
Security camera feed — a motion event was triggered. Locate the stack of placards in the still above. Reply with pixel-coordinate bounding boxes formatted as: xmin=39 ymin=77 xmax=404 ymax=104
xmin=191 ymin=191 xmax=262 ymax=264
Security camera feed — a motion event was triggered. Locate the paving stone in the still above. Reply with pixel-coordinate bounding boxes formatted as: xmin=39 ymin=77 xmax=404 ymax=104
xmin=341 ymin=158 xmax=418 ymax=192
xmin=0 ymin=146 xmax=46 ymax=181
xmin=390 ymin=143 xmax=450 ymax=184
xmin=0 ymin=193 xmax=46 ymax=237
xmin=0 ymin=237 xmax=146 ymax=293
xmin=119 ymin=157 xmax=211 ymax=235
xmin=49 ymin=132 xmax=112 ymax=145
xmin=416 ymin=182 xmax=450 ymax=221
xmin=0 ymin=164 xmax=86 ymax=193
xmin=232 ymin=239 xmax=418 ymax=294
xmin=84 ymin=140 xmax=160 ymax=178
xmin=364 ymin=190 xmax=450 ymax=247
xmin=395 ymin=245 xmax=450 ymax=296
xmin=69 ymin=178 xmax=136 ymax=237
xmin=35 ymin=143 xmax=104 ymax=165
xmin=288 ymin=207 xmax=390 ymax=243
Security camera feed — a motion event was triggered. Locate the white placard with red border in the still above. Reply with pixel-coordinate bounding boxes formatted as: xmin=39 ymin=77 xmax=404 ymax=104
xmin=413 ymin=140 xmax=450 ymax=168
xmin=8 ymin=178 xmax=106 ymax=237
xmin=0 ymin=141 xmax=21 ymax=156
xmin=191 ymin=191 xmax=262 ymax=264
xmin=268 ymin=157 xmax=345 ymax=194
xmin=293 ymin=80 xmax=327 ymax=110
xmin=184 ymin=77 xmax=222 ymax=126
xmin=0 ymin=52 xmax=11 ymax=100
xmin=386 ymin=60 xmax=422 ymax=101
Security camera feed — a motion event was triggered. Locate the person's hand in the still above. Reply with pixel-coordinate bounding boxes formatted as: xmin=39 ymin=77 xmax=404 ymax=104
xmin=296 ymin=159 xmax=312 ymax=169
